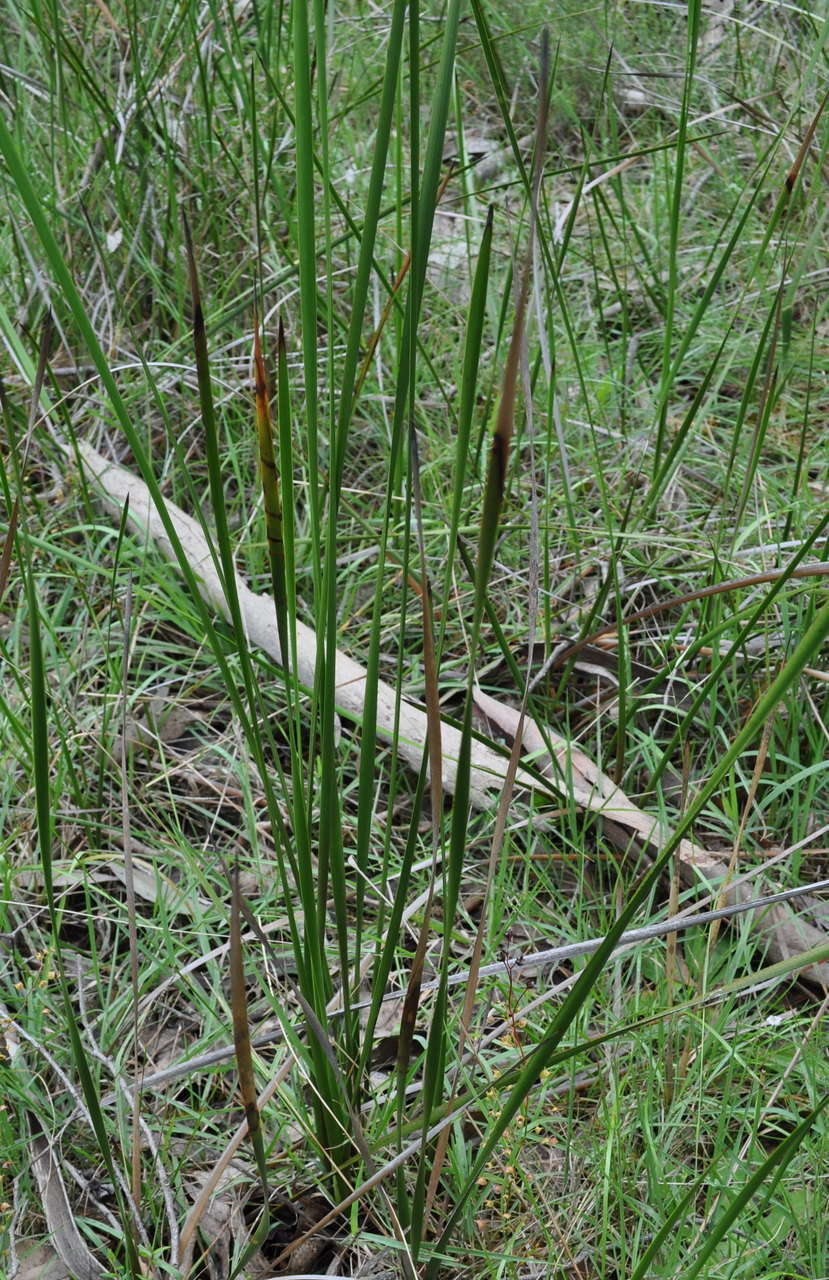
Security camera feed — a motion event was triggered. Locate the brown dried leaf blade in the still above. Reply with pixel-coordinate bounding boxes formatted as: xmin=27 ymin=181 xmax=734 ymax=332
xmin=29 ymin=1121 xmax=106 ymax=1280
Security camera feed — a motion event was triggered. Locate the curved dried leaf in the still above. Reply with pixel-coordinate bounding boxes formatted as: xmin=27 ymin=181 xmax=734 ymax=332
xmin=29 ymin=1122 xmax=105 ymax=1280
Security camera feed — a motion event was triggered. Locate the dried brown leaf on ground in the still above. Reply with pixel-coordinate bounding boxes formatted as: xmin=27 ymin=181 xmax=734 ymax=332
xmin=13 ymin=1240 xmax=72 ymax=1280
xmin=17 ymin=856 xmax=199 ymax=915
xmin=28 ymin=1123 xmax=106 ymax=1280
xmin=1 ymin=1012 xmax=103 ymax=1280
xmin=184 ymin=1168 xmax=269 ymax=1280
xmin=71 ymin=442 xmax=829 ymax=988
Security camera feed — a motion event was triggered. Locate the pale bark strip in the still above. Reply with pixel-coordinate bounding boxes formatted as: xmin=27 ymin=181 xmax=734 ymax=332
xmin=74 ymin=442 xmax=829 ymax=987
xmin=75 ymin=440 xmax=524 ymax=806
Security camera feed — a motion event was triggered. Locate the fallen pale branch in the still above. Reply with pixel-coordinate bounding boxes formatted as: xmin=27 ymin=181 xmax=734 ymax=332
xmin=73 ymin=440 xmax=829 ymax=987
